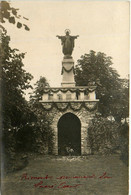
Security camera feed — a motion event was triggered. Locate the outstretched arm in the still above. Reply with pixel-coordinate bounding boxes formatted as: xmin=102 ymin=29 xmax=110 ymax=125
xmin=56 ymin=35 xmax=64 ymax=39
xmin=74 ymin=35 xmax=79 ymax=38
xmin=71 ymin=35 xmax=79 ymax=39
xmin=56 ymin=36 xmax=65 ymax=45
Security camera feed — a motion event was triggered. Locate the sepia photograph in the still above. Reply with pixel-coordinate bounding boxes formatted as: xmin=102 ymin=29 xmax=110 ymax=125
xmin=1 ymin=1 xmax=129 ymax=194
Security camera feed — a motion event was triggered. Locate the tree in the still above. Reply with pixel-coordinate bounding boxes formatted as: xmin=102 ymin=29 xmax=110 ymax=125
xmin=1 ymin=29 xmax=33 ymax=171
xmin=0 ymin=1 xmax=32 ymax=171
xmin=75 ymin=50 xmax=129 ymax=122
xmin=109 ymin=78 xmax=129 ymax=122
xmin=29 ymin=77 xmax=54 ymax=154
xmin=30 ymin=76 xmax=50 ymax=102
xmin=1 ymin=29 xmax=33 ymax=131
xmin=0 ymin=1 xmax=30 ymax=30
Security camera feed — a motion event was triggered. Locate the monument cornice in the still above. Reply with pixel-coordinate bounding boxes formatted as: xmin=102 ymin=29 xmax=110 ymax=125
xmin=40 ymin=100 xmax=98 ymax=112
xmin=42 ymin=86 xmax=97 ymax=94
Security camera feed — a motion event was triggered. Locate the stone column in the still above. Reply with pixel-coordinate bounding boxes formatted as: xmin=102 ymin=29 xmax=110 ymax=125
xmin=62 ymin=92 xmax=66 ymax=100
xmin=81 ymin=125 xmax=91 ymax=155
xmin=53 ymin=92 xmax=58 ymax=100
xmin=42 ymin=93 xmax=48 ymax=101
xmin=79 ymin=91 xmax=85 ymax=100
xmin=50 ymin=115 xmax=59 ymax=155
xmin=61 ymin=58 xmax=76 ymax=87
xmin=89 ymin=91 xmax=96 ymax=100
xmin=52 ymin=126 xmax=58 ymax=155
xmin=71 ymin=92 xmax=76 ymax=100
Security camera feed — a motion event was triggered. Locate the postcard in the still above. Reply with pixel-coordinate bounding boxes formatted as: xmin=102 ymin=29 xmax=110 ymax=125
xmin=1 ymin=1 xmax=129 ymax=194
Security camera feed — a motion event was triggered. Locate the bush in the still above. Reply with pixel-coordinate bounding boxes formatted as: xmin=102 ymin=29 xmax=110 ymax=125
xmin=2 ymin=130 xmax=29 ymax=173
xmin=88 ymin=116 xmax=120 ymax=155
xmin=119 ymin=122 xmax=129 ymax=166
xmin=16 ymin=125 xmax=35 ymax=152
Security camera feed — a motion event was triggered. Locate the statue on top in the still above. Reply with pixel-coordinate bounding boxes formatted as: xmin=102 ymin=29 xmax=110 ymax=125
xmin=56 ymin=29 xmax=79 ymax=58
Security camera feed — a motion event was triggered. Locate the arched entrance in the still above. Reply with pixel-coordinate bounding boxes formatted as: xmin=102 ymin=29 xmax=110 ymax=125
xmin=58 ymin=113 xmax=81 ymax=155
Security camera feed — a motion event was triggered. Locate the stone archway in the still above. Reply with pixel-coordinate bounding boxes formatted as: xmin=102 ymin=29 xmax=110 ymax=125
xmin=57 ymin=112 xmax=81 ymax=156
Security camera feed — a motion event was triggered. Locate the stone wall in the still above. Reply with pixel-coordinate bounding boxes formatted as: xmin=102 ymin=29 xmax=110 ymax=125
xmin=46 ymin=105 xmax=97 ymax=155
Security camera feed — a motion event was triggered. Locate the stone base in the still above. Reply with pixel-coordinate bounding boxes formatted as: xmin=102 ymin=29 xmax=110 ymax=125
xmin=43 ymin=104 xmax=97 ymax=155
xmin=61 ymin=82 xmax=76 ymax=87
xmin=64 ymin=55 xmax=72 ymax=59
xmin=61 ymin=58 xmax=76 ymax=87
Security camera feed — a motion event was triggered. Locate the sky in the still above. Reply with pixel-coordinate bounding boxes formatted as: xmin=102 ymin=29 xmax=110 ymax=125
xmin=3 ymin=1 xmax=130 ymax=94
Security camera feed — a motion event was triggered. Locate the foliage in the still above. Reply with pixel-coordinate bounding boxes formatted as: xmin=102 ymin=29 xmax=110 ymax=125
xmin=29 ymin=77 xmax=54 ymax=154
xmin=30 ymin=76 xmax=50 ymax=102
xmin=88 ymin=116 xmax=120 ymax=155
xmin=110 ymin=78 xmax=129 ymax=122
xmin=1 ymin=1 xmax=32 ymax=171
xmin=3 ymin=130 xmax=28 ymax=172
xmin=88 ymin=115 xmax=129 ymax=162
xmin=1 ymin=29 xmax=53 ymax=163
xmin=119 ymin=122 xmax=129 ymax=166
xmin=1 ymin=30 xmax=33 ymax=172
xmin=0 ymin=1 xmax=30 ymax=30
xmin=1 ymin=29 xmax=33 ymax=132
xmin=75 ymin=50 xmax=129 ymax=122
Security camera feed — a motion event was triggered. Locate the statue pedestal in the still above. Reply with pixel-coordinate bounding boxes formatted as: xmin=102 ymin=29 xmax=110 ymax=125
xmin=61 ymin=58 xmax=76 ymax=87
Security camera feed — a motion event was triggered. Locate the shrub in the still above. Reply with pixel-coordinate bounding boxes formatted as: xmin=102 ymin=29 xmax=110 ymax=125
xmin=88 ymin=116 xmax=120 ymax=155
xmin=119 ymin=122 xmax=129 ymax=166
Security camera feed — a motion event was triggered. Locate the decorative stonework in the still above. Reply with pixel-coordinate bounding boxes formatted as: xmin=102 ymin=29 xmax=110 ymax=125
xmin=41 ymin=101 xmax=98 ymax=112
xmin=42 ymin=86 xmax=97 ymax=93
xmin=40 ymin=84 xmax=98 ymax=156
xmin=61 ymin=58 xmax=75 ymax=87
xmin=45 ymin=105 xmax=97 ymax=155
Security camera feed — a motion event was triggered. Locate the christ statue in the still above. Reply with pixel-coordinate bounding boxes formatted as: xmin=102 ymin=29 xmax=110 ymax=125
xmin=56 ymin=29 xmax=79 ymax=57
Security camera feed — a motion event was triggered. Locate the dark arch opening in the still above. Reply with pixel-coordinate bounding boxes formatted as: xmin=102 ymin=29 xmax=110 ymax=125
xmin=58 ymin=113 xmax=81 ymax=156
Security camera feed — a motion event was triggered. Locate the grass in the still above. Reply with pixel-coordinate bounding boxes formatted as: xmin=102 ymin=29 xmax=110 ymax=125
xmin=1 ymin=154 xmax=128 ymax=195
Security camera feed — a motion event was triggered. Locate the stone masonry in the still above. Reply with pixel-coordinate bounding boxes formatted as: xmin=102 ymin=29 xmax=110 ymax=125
xmin=46 ymin=106 xmax=97 ymax=155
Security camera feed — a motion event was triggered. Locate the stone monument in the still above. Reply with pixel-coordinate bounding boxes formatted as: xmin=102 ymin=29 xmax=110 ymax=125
xmin=40 ymin=30 xmax=99 ymax=155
